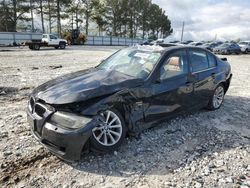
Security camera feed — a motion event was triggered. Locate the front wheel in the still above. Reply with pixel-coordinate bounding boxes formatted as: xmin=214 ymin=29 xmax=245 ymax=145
xmin=207 ymin=84 xmax=225 ymax=110
xmin=59 ymin=42 xmax=66 ymax=49
xmin=90 ymin=109 xmax=126 ymax=153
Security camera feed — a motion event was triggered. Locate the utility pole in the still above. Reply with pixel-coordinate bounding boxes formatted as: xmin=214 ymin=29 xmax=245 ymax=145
xmin=181 ymin=21 xmax=185 ymax=42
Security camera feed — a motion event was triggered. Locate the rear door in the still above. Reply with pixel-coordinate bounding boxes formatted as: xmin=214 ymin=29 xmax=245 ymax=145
xmin=188 ymin=49 xmax=217 ymax=107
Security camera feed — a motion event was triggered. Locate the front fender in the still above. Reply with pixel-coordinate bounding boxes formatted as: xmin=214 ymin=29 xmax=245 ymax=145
xmin=80 ymin=88 xmax=149 ymax=133
xmin=80 ymin=92 xmax=127 ymax=116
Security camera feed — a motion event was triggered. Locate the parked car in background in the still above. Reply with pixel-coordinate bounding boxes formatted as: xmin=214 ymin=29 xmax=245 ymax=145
xmin=27 ymin=45 xmax=232 ymax=161
xmin=140 ymin=39 xmax=153 ymax=45
xmin=180 ymin=40 xmax=193 ymax=45
xmin=25 ymin=34 xmax=67 ymax=50
xmin=169 ymin=40 xmax=180 ymax=44
xmin=238 ymin=41 xmax=250 ymax=53
xmin=189 ymin=42 xmax=203 ymax=46
xmin=201 ymin=42 xmax=223 ymax=51
xmin=213 ymin=43 xmax=241 ymax=55
xmin=150 ymin=39 xmax=164 ymax=45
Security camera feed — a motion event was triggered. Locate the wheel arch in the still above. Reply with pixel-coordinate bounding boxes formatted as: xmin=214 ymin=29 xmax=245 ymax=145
xmin=59 ymin=41 xmax=66 ymax=45
xmin=214 ymin=75 xmax=231 ymax=94
xmin=221 ymin=75 xmax=231 ymax=93
xmin=80 ymin=93 xmax=132 ymax=130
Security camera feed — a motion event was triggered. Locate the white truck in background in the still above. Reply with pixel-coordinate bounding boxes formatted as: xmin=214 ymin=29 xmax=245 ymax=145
xmin=25 ymin=34 xmax=67 ymax=50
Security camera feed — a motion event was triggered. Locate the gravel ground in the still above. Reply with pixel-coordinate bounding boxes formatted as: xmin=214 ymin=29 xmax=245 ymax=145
xmin=0 ymin=46 xmax=249 ymax=188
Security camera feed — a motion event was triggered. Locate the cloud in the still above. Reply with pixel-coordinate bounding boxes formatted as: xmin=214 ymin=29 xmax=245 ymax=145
xmin=152 ymin=0 xmax=250 ymax=41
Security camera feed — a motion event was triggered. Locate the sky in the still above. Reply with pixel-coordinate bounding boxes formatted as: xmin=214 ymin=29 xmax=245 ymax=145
xmin=152 ymin=0 xmax=250 ymax=41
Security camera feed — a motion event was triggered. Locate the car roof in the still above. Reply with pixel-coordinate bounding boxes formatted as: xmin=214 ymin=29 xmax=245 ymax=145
xmin=161 ymin=45 xmax=211 ymax=53
xmin=136 ymin=45 xmax=212 ymax=53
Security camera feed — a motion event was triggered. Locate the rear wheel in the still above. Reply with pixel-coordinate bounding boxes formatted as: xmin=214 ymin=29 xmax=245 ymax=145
xmin=29 ymin=45 xmax=33 ymax=50
xmin=90 ymin=109 xmax=126 ymax=152
xmin=207 ymin=84 xmax=225 ymax=110
xmin=33 ymin=44 xmax=40 ymax=50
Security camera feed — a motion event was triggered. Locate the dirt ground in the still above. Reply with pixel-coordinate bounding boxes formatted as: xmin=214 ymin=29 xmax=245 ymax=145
xmin=0 ymin=46 xmax=249 ymax=188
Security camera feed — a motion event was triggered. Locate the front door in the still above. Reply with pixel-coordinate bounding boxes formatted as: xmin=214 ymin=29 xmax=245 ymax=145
xmin=49 ymin=35 xmax=59 ymax=45
xmin=144 ymin=49 xmax=194 ymax=122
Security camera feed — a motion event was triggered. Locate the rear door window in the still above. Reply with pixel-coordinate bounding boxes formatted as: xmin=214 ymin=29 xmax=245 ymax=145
xmin=207 ymin=53 xmax=217 ymax=67
xmin=189 ymin=49 xmax=209 ymax=72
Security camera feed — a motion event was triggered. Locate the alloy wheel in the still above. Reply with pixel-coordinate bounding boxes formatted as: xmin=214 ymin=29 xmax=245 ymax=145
xmin=92 ymin=110 xmax=122 ymax=146
xmin=212 ymin=86 xmax=224 ymax=108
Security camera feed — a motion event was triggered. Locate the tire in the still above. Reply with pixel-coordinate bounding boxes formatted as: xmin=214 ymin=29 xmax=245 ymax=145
xmin=33 ymin=44 xmax=40 ymax=50
xmin=54 ymin=46 xmax=59 ymax=49
xmin=59 ymin=42 xmax=66 ymax=49
xmin=207 ymin=84 xmax=225 ymax=110
xmin=90 ymin=109 xmax=126 ymax=153
xmin=29 ymin=45 xmax=33 ymax=50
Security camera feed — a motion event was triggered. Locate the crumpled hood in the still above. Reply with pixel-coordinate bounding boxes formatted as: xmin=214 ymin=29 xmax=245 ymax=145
xmin=32 ymin=68 xmax=143 ymax=104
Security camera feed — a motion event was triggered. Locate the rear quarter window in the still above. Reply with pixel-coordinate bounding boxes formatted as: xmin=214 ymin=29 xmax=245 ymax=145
xmin=189 ymin=50 xmax=209 ymax=72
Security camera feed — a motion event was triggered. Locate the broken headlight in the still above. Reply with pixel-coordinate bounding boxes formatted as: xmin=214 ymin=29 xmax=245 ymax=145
xmin=50 ymin=111 xmax=92 ymax=129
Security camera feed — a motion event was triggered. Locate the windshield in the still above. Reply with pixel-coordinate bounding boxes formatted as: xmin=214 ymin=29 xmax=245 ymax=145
xmin=98 ymin=48 xmax=162 ymax=79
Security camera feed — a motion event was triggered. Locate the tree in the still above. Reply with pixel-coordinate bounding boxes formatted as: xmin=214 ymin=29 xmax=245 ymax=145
xmin=105 ymin=0 xmax=123 ymax=36
xmin=34 ymin=0 xmax=45 ymax=32
xmin=42 ymin=0 xmax=58 ymax=33
xmin=0 ymin=0 xmax=30 ymax=32
xmin=65 ymin=0 xmax=85 ymax=31
xmin=138 ymin=0 xmax=151 ymax=39
xmin=0 ymin=0 xmax=172 ymax=38
xmin=104 ymin=0 xmax=172 ymax=38
xmin=30 ymin=0 xmax=34 ymax=31
xmin=54 ymin=0 xmax=70 ymax=35
xmin=147 ymin=3 xmax=172 ymax=39
xmin=81 ymin=0 xmax=100 ymax=36
xmin=91 ymin=1 xmax=108 ymax=36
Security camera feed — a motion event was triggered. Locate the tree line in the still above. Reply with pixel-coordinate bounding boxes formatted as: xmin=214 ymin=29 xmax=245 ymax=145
xmin=0 ymin=0 xmax=172 ymax=39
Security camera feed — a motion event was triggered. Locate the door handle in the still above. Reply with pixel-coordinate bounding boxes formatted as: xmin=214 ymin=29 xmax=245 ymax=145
xmin=211 ymin=73 xmax=216 ymax=78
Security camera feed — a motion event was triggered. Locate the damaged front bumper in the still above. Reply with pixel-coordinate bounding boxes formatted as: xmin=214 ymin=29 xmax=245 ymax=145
xmin=27 ymin=102 xmax=97 ymax=161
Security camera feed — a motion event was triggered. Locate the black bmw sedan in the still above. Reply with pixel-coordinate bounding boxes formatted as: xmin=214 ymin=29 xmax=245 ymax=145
xmin=27 ymin=46 xmax=232 ymax=161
